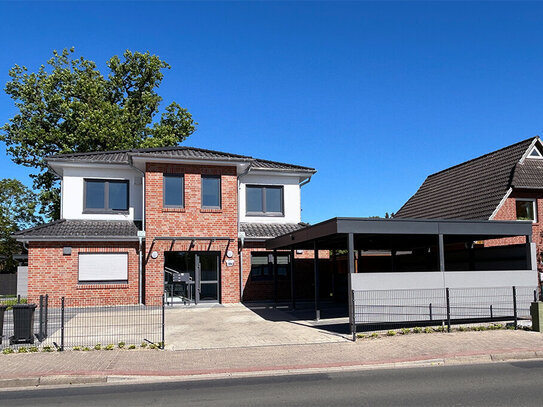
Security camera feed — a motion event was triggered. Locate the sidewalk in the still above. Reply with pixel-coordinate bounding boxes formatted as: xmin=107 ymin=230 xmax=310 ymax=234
xmin=1 ymin=330 xmax=543 ymax=389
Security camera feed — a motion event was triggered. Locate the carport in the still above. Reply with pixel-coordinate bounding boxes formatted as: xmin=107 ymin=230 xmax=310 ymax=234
xmin=265 ymin=217 xmax=537 ymax=327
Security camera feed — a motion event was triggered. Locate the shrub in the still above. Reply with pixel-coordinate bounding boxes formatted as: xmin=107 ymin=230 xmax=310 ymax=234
xmin=370 ymin=332 xmax=379 ymax=338
xmin=423 ymin=327 xmax=432 ymax=334
xmin=149 ymin=344 xmax=158 ymax=350
xmin=400 ymin=328 xmax=410 ymax=335
xmin=82 ymin=347 xmax=91 ymax=351
xmin=94 ymin=344 xmax=102 ymax=351
xmin=118 ymin=342 xmax=125 ymax=349
xmin=2 ymin=348 xmax=14 ymax=354
xmin=17 ymin=347 xmax=28 ymax=353
xmin=105 ymin=344 xmax=114 ymax=351
xmin=412 ymin=327 xmax=423 ymax=334
xmin=128 ymin=344 xmax=136 ymax=350
xmin=73 ymin=346 xmax=81 ymax=351
xmin=29 ymin=346 xmax=39 ymax=353
xmin=42 ymin=346 xmax=54 ymax=352
xmin=386 ymin=330 xmax=396 ymax=336
xmin=140 ymin=342 xmax=148 ymax=348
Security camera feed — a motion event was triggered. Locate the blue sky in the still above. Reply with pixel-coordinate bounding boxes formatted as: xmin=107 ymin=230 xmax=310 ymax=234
xmin=1 ymin=1 xmax=543 ymax=223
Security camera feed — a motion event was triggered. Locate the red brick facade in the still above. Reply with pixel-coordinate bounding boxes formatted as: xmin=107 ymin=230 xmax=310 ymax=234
xmin=489 ymin=190 xmax=543 ymax=273
xmin=143 ymin=162 xmax=240 ymax=303
xmin=27 ymin=241 xmax=139 ymax=305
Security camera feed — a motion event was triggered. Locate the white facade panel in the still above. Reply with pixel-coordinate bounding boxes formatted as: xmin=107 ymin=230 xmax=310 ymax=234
xmin=239 ymin=173 xmax=301 ymax=224
xmin=61 ymin=166 xmax=142 ymax=220
xmin=78 ymin=253 xmax=128 ymax=282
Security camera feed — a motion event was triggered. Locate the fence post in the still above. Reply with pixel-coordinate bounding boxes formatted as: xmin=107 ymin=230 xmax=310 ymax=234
xmin=534 ymin=289 xmax=537 ymax=303
xmin=44 ymin=294 xmax=48 ymax=340
xmin=38 ymin=295 xmax=43 ymax=341
xmin=60 ymin=297 xmax=65 ymax=351
xmin=513 ymin=286 xmax=518 ymax=330
xmin=429 ymin=303 xmax=433 ymax=320
xmin=446 ymin=288 xmax=451 ymax=332
xmin=351 ymin=290 xmax=357 ymax=342
xmin=161 ymin=296 xmax=165 ymax=349
xmin=490 ymin=305 xmax=493 ymax=319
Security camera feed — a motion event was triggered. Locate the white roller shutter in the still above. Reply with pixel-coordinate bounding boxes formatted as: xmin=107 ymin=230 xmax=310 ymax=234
xmin=78 ymin=253 xmax=128 ymax=282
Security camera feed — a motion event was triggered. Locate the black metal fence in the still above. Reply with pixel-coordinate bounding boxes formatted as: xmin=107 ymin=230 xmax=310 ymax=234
xmin=0 ymin=295 xmax=164 ymax=351
xmin=351 ymin=286 xmax=538 ymax=338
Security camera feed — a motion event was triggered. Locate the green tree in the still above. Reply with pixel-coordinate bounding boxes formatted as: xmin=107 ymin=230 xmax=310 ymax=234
xmin=0 ymin=179 xmax=40 ymax=273
xmin=1 ymin=48 xmax=197 ymax=220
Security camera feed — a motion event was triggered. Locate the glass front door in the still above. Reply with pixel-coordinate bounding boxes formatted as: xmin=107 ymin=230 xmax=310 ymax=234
xmin=164 ymin=251 xmax=220 ymax=304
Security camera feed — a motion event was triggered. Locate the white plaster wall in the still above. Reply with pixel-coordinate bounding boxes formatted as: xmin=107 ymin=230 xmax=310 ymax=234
xmin=239 ymin=173 xmax=301 ymax=224
xmin=61 ymin=166 xmax=143 ymax=220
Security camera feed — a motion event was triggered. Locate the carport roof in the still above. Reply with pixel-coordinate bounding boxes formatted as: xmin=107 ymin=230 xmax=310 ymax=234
xmin=265 ymin=217 xmax=533 ymax=251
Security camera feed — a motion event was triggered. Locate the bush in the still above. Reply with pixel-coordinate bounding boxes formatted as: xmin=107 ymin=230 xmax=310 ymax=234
xmin=105 ymin=344 xmax=114 ymax=351
xmin=118 ymin=342 xmax=125 ymax=349
xmin=17 ymin=347 xmax=28 ymax=353
xmin=370 ymin=332 xmax=379 ymax=338
xmin=42 ymin=346 xmax=54 ymax=352
xmin=82 ymin=347 xmax=91 ymax=351
xmin=73 ymin=346 xmax=81 ymax=351
xmin=2 ymin=348 xmax=14 ymax=354
xmin=386 ymin=330 xmax=396 ymax=336
xmin=29 ymin=346 xmax=39 ymax=353
xmin=423 ymin=327 xmax=432 ymax=334
xmin=412 ymin=327 xmax=423 ymax=334
xmin=140 ymin=342 xmax=148 ymax=348
xmin=128 ymin=344 xmax=136 ymax=350
xmin=400 ymin=328 xmax=410 ymax=335
xmin=94 ymin=344 xmax=102 ymax=351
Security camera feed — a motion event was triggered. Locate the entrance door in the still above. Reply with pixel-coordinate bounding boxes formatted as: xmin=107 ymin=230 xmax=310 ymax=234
xmin=164 ymin=251 xmax=220 ymax=304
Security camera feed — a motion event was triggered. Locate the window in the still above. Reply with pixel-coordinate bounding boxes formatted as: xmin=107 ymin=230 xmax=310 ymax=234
xmin=84 ymin=179 xmax=129 ymax=212
xmin=163 ymin=174 xmax=184 ymax=207
xmin=246 ymin=185 xmax=284 ymax=216
xmin=78 ymin=253 xmax=128 ymax=283
xmin=250 ymin=253 xmax=290 ymax=281
xmin=516 ymin=199 xmax=537 ymax=222
xmin=202 ymin=176 xmax=221 ymax=209
xmin=528 ymin=147 xmax=543 ymax=159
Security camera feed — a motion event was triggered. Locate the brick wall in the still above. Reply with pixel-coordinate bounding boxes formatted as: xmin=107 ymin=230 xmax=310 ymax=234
xmin=489 ymin=190 xmax=543 ymax=273
xmin=144 ymin=162 xmax=240 ymax=303
xmin=27 ymin=241 xmax=139 ymax=306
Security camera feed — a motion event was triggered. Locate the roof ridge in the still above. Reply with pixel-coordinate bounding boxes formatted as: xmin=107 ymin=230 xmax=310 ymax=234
xmin=427 ymin=137 xmax=536 ymax=178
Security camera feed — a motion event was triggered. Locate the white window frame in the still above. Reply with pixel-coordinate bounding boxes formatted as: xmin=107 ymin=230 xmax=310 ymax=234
xmin=515 ymin=198 xmax=537 ymax=223
xmin=527 ymin=146 xmax=543 ymax=159
xmin=78 ymin=253 xmax=129 ymax=284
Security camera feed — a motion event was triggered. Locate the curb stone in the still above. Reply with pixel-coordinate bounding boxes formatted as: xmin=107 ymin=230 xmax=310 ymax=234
xmin=2 ymin=352 xmax=543 ymax=390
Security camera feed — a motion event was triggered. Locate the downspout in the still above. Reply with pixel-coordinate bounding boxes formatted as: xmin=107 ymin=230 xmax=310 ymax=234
xmin=129 ymin=157 xmax=145 ymax=305
xmin=237 ymin=163 xmax=252 ymax=302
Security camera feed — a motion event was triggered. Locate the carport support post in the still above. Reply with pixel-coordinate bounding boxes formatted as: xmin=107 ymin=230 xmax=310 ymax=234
xmin=438 ymin=234 xmax=446 ymax=288
xmin=526 ymin=234 xmax=533 ymax=271
xmin=314 ymin=241 xmax=320 ymax=321
xmin=273 ymin=250 xmax=278 ymax=308
xmin=290 ymin=248 xmax=296 ymax=310
xmin=348 ymin=233 xmax=355 ymax=336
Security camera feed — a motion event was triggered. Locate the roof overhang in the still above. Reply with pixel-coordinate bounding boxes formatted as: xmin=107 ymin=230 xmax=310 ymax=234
xmin=130 ymin=155 xmax=252 ymax=174
xmin=14 ymin=236 xmax=139 ymax=243
xmin=265 ymin=217 xmax=533 ymax=251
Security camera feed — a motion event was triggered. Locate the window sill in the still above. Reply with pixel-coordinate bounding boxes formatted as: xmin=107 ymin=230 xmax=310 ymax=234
xmin=76 ymin=283 xmax=129 ymax=290
xmin=163 ymin=207 xmax=186 ymax=213
xmin=245 ymin=213 xmax=284 ymax=217
xmin=82 ymin=210 xmax=130 ymax=215
xmin=200 ymin=208 xmax=222 ymax=213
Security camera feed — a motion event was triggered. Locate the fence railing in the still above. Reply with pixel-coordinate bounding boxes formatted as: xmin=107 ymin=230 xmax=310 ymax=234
xmin=351 ymin=286 xmax=538 ymax=339
xmin=0 ymin=295 xmax=164 ymax=351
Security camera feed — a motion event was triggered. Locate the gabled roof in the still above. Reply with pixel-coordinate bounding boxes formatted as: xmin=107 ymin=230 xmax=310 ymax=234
xmin=47 ymin=146 xmax=316 ymax=173
xmin=13 ymin=219 xmax=141 ymax=241
xmin=240 ymin=222 xmax=307 ymax=240
xmin=395 ymin=137 xmax=539 ymax=220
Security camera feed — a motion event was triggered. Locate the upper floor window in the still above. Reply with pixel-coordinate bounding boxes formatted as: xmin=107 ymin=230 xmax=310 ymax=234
xmin=84 ymin=179 xmax=129 ymax=212
xmin=202 ymin=175 xmax=221 ymax=209
xmin=246 ymin=185 xmax=284 ymax=216
xmin=516 ymin=199 xmax=537 ymax=222
xmin=163 ymin=174 xmax=184 ymax=208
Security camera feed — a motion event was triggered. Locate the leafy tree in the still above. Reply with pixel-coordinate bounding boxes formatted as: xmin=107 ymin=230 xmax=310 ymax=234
xmin=0 ymin=179 xmax=40 ymax=273
xmin=1 ymin=48 xmax=197 ymax=219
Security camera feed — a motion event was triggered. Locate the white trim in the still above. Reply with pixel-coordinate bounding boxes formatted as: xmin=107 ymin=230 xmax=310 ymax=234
xmin=519 ymin=137 xmax=541 ymax=164
xmin=527 ymin=145 xmax=543 ymax=159
xmin=515 ymin=198 xmax=538 ymax=223
xmin=489 ymin=188 xmax=512 ymax=220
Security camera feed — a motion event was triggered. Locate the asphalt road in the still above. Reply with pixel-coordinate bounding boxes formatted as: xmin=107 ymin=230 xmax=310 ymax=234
xmin=3 ymin=361 xmax=543 ymax=406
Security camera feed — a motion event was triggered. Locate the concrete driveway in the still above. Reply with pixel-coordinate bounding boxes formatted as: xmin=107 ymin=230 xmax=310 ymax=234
xmin=165 ymin=303 xmax=350 ymax=350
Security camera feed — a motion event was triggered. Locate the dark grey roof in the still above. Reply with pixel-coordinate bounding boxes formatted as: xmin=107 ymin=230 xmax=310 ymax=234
xmin=48 ymin=146 xmax=315 ymax=173
xmin=511 ymin=159 xmax=543 ymax=189
xmin=13 ymin=220 xmax=141 ymax=241
xmin=240 ymin=222 xmax=307 ymax=239
xmin=395 ymin=137 xmax=537 ymax=220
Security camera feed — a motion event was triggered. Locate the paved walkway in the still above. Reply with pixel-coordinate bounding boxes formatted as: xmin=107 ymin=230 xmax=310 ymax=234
xmin=165 ymin=304 xmax=350 ymax=350
xmin=2 ymin=330 xmax=543 ymax=387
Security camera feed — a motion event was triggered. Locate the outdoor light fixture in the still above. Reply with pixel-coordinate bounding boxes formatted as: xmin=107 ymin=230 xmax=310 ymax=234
xmin=151 ymin=251 xmax=159 ymax=259
xmin=226 ymin=250 xmax=234 ymax=258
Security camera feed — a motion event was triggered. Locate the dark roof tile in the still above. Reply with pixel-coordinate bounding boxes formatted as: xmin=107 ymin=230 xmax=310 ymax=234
xmin=13 ymin=220 xmax=140 ymax=240
xmin=395 ymin=137 xmax=537 ymax=220
xmin=240 ymin=222 xmax=307 ymax=239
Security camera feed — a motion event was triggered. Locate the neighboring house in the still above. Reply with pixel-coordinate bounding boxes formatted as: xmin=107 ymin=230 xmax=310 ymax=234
xmin=13 ymin=147 xmax=316 ymax=305
xmin=396 ymin=136 xmax=543 ymax=278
